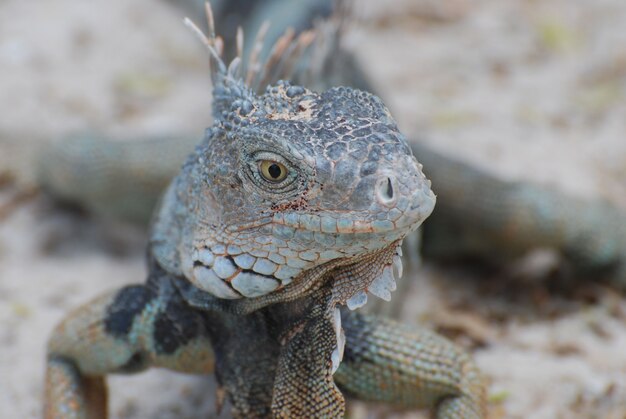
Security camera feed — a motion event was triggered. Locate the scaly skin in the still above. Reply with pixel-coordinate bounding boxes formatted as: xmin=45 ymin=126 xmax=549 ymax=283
xmin=45 ymin=6 xmax=485 ymax=419
xmin=337 ymin=311 xmax=485 ymax=418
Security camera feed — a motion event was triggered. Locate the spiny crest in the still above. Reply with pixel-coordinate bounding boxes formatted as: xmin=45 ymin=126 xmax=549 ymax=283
xmin=184 ymin=2 xmax=327 ymax=121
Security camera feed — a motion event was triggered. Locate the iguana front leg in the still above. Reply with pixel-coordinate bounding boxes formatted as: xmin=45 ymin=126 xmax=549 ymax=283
xmin=44 ymin=280 xmax=215 ymax=419
xmin=336 ymin=311 xmax=486 ymax=419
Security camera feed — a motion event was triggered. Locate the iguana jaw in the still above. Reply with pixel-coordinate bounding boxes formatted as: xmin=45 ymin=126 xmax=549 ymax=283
xmin=177 ymin=241 xmax=404 ymax=316
xmin=182 ymin=223 xmax=412 ymax=303
xmin=271 ymin=185 xmax=435 ymax=235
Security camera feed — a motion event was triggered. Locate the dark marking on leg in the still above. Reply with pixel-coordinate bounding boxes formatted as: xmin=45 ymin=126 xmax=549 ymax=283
xmin=153 ymin=297 xmax=204 ymax=355
xmin=104 ymin=285 xmax=155 ymax=338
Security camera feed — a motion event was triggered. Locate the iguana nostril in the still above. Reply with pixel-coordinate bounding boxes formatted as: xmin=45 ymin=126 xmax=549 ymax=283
xmin=376 ymin=176 xmax=396 ymax=206
xmin=385 ymin=178 xmax=394 ymax=199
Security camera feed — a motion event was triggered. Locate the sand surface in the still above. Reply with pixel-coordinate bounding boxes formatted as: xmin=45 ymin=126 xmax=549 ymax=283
xmin=1 ymin=0 xmax=625 ymax=418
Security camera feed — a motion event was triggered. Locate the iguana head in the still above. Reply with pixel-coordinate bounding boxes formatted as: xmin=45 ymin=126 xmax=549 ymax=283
xmin=152 ymin=79 xmax=434 ymax=307
xmin=150 ymin=16 xmax=435 ymax=309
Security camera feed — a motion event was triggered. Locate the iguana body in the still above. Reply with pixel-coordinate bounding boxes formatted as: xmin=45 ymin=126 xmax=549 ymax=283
xmin=44 ymin=7 xmax=485 ymax=418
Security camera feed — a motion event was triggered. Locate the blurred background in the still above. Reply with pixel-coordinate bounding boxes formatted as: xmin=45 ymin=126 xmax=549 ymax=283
xmin=1 ymin=0 xmax=625 ymax=418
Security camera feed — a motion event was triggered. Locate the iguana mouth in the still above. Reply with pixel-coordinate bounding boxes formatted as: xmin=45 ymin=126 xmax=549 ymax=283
xmin=271 ymin=191 xmax=435 ymax=234
xmin=271 ymin=178 xmax=436 ymax=235
xmin=273 ymin=211 xmax=404 ymax=234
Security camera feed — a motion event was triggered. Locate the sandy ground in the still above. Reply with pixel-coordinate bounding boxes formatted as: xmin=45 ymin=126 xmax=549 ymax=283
xmin=1 ymin=0 xmax=626 ymax=418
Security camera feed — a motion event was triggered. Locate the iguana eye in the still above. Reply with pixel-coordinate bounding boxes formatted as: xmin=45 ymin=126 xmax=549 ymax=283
xmin=259 ymin=160 xmax=288 ymax=182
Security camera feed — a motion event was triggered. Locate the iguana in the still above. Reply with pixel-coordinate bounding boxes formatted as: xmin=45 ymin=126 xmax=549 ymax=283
xmin=34 ymin=0 xmax=626 ymax=289
xmin=44 ymin=6 xmax=486 ymax=419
